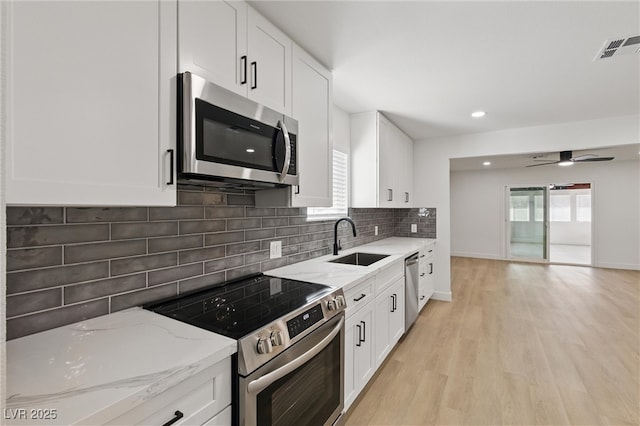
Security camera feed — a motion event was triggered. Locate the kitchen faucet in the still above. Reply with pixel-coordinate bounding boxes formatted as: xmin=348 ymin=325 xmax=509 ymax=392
xmin=333 ymin=217 xmax=357 ymax=255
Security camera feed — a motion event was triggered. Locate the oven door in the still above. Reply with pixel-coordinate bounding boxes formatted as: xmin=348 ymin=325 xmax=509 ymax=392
xmin=239 ymin=313 xmax=344 ymax=426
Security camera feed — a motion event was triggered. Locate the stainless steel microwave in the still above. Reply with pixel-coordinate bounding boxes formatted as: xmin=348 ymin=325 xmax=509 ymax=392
xmin=178 ymin=72 xmax=298 ymax=187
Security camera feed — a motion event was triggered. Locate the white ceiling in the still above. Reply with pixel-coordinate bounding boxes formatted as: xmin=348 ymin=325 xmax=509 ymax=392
xmin=249 ymin=1 xmax=639 ymax=141
xmin=449 ymin=143 xmax=640 ymax=171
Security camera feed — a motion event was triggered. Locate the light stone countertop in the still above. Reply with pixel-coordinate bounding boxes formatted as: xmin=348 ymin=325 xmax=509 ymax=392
xmin=5 ymin=307 xmax=236 ymax=425
xmin=265 ymin=237 xmax=436 ymax=291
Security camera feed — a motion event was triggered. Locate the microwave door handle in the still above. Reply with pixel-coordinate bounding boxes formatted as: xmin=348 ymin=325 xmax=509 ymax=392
xmin=277 ymin=120 xmax=291 ymax=183
xmin=246 ymin=316 xmax=344 ymax=395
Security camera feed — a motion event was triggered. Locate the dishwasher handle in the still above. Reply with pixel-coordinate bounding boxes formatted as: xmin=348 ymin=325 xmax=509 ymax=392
xmin=405 ymin=253 xmax=419 ymax=266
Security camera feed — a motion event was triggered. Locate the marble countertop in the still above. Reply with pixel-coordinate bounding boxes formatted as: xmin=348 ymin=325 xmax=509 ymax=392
xmin=5 ymin=307 xmax=236 ymax=425
xmin=265 ymin=237 xmax=435 ymax=290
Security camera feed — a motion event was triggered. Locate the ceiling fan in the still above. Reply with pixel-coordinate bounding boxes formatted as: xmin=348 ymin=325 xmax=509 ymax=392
xmin=527 ymin=150 xmax=615 ymax=167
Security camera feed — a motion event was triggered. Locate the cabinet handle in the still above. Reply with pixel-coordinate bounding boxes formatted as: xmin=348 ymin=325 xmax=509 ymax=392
xmin=420 ymin=296 xmax=425 ymax=300
xmin=162 ymin=410 xmax=184 ymax=426
xmin=361 ymin=320 xmax=366 ymax=343
xmin=356 ymin=324 xmax=362 ymax=347
xmin=420 ymin=273 xmax=425 ymax=277
xmin=240 ymin=55 xmax=247 ymax=85
xmin=250 ymin=61 xmax=257 ymax=89
xmin=353 ymin=293 xmax=366 ymax=302
xmin=391 ymin=294 xmax=397 ymax=312
xmin=295 ymin=185 xmax=300 ymax=195
xmin=429 ymin=263 xmax=433 ymax=274
xmin=166 ymin=149 xmax=174 ymax=185
xmin=388 ymin=189 xmax=393 ymax=202
xmin=420 ymin=254 xmax=425 ymax=258
xmin=405 ymin=192 xmax=409 ymax=203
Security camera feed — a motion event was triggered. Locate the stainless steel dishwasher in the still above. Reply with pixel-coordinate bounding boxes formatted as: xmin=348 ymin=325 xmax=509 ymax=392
xmin=404 ymin=253 xmax=420 ymax=331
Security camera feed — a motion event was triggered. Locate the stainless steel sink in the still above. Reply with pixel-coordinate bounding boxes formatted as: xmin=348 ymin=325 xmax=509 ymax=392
xmin=329 ymin=252 xmax=389 ymax=266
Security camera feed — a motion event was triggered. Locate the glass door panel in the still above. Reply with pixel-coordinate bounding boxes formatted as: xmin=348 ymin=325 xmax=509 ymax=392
xmin=507 ymin=186 xmax=548 ymax=261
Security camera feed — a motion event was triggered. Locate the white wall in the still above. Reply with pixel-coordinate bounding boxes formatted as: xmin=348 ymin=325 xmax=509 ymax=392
xmin=451 ymin=161 xmax=639 ymax=269
xmin=414 ymin=115 xmax=640 ymax=299
xmin=1 ymin=0 xmax=7 ymax=407
xmin=333 ymin=105 xmax=351 ymax=154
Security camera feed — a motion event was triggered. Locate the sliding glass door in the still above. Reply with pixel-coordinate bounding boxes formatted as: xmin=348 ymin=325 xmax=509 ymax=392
xmin=507 ymin=186 xmax=548 ymax=261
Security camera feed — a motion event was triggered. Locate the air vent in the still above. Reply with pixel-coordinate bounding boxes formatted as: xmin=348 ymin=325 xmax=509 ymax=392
xmin=594 ymin=34 xmax=640 ymax=60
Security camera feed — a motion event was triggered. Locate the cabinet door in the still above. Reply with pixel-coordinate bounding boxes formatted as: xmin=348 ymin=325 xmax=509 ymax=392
xmin=354 ymin=306 xmax=375 ymax=391
xmin=374 ymin=288 xmax=392 ymax=368
xmin=344 ymin=304 xmax=375 ymax=411
xmin=389 ymin=278 xmax=406 ymax=345
xmin=343 ymin=316 xmax=357 ymax=410
xmin=178 ymin=0 xmax=248 ymax=97
xmin=5 ymin=0 xmax=177 ymax=206
xmin=247 ymin=7 xmax=292 ymax=115
xmin=398 ymin=131 xmax=414 ymax=207
xmin=377 ymin=116 xmax=396 ymax=207
xmin=291 ymin=44 xmax=333 ymax=207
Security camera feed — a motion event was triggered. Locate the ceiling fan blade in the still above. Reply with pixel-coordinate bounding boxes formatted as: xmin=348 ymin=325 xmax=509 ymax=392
xmin=526 ymin=161 xmax=559 ymax=167
xmin=573 ymin=156 xmax=615 ymax=162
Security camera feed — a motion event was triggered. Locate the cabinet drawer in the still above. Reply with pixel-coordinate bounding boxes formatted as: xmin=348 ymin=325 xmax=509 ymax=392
xmin=374 ymin=260 xmax=404 ymax=294
xmin=106 ymin=357 xmax=231 ymax=425
xmin=344 ymin=277 xmax=374 ymax=316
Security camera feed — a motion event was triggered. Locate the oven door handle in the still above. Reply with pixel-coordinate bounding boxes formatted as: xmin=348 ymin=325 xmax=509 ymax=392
xmin=247 ymin=316 xmax=344 ymax=395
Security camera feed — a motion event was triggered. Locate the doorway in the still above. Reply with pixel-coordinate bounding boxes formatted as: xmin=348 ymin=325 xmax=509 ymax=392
xmin=507 ymin=186 xmax=548 ymax=261
xmin=506 ymin=183 xmax=592 ymax=265
xmin=548 ymin=183 xmax=592 ymax=265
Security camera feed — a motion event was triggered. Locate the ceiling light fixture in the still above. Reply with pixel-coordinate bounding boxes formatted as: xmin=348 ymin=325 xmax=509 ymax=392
xmin=246 ymin=148 xmax=255 ymax=153
xmin=483 ymin=161 xmax=491 ymax=166
xmin=471 ymin=111 xmax=486 ymax=118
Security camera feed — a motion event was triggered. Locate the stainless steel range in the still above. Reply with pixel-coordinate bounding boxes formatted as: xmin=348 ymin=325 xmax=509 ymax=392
xmin=145 ymin=274 xmax=346 ymax=426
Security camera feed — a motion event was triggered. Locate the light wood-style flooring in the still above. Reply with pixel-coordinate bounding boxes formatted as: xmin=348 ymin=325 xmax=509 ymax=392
xmin=345 ymin=257 xmax=639 ymax=425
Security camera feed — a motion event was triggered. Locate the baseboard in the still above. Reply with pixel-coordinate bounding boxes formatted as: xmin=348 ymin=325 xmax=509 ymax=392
xmin=431 ymin=290 xmax=452 ymax=302
xmin=594 ymin=262 xmax=640 ymax=271
xmin=450 ymin=251 xmax=502 ymax=260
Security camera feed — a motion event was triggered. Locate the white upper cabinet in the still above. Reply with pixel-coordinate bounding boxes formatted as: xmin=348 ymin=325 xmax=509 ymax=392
xmin=5 ymin=0 xmax=177 ymax=206
xmin=253 ymin=43 xmax=333 ymax=208
xmin=178 ymin=1 xmax=292 ymax=115
xmin=178 ymin=0 xmax=247 ymax=97
xmin=290 ymin=43 xmax=333 ymax=207
xmin=351 ymin=112 xmax=414 ymax=208
xmin=246 ymin=7 xmax=292 ymax=115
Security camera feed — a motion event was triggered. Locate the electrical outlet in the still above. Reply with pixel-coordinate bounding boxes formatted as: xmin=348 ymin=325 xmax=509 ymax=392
xmin=270 ymin=241 xmax=282 ymax=259
xmin=374 ymin=226 xmax=379 ymax=236
xmin=411 ymin=224 xmax=418 ymax=233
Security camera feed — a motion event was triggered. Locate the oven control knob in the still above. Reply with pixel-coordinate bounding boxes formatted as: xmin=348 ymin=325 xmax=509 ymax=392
xmin=327 ymin=299 xmax=337 ymax=311
xmin=335 ymin=295 xmax=346 ymax=309
xmin=270 ymin=330 xmax=284 ymax=346
xmin=257 ymin=338 xmax=273 ymax=354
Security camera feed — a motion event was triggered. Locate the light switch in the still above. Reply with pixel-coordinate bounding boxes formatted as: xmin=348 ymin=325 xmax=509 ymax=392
xmin=411 ymin=224 xmax=418 ymax=233
xmin=374 ymin=226 xmax=379 ymax=236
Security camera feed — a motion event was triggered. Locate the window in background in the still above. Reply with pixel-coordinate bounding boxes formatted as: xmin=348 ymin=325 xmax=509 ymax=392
xmin=509 ymin=195 xmax=530 ymax=222
xmin=534 ymin=195 xmax=544 ymax=222
xmin=307 ymin=150 xmax=348 ymax=220
xmin=550 ymin=194 xmax=571 ymax=222
xmin=576 ymin=194 xmax=592 ymax=222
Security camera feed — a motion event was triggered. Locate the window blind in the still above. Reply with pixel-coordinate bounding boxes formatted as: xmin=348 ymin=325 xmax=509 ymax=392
xmin=307 ymin=150 xmax=348 ymax=220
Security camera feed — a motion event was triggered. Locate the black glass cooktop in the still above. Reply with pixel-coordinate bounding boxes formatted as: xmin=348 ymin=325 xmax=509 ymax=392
xmin=144 ymin=274 xmax=333 ymax=339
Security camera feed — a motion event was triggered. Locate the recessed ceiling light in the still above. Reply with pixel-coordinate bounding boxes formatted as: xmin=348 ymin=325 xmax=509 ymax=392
xmin=246 ymin=148 xmax=255 ymax=153
xmin=483 ymin=161 xmax=491 ymax=166
xmin=471 ymin=111 xmax=486 ymax=118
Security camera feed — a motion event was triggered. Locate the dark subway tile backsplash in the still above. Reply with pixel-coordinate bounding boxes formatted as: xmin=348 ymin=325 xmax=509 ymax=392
xmin=5 ymin=186 xmax=436 ymax=339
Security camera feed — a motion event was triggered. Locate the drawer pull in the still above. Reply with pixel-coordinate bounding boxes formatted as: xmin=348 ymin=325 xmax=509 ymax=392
xmin=356 ymin=324 xmax=362 ymax=347
xmin=420 ymin=273 xmax=425 ymax=277
xmin=162 ymin=410 xmax=184 ymax=426
xmin=353 ymin=293 xmax=366 ymax=302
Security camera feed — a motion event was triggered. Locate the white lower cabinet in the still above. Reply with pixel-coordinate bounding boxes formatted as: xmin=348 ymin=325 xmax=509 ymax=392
xmin=343 ymin=261 xmax=405 ymax=412
xmin=374 ymin=277 xmax=405 ymax=368
xmin=106 ymin=357 xmax=231 ymax=426
xmin=418 ymin=244 xmax=436 ymax=311
xmin=344 ymin=302 xmax=375 ymax=411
